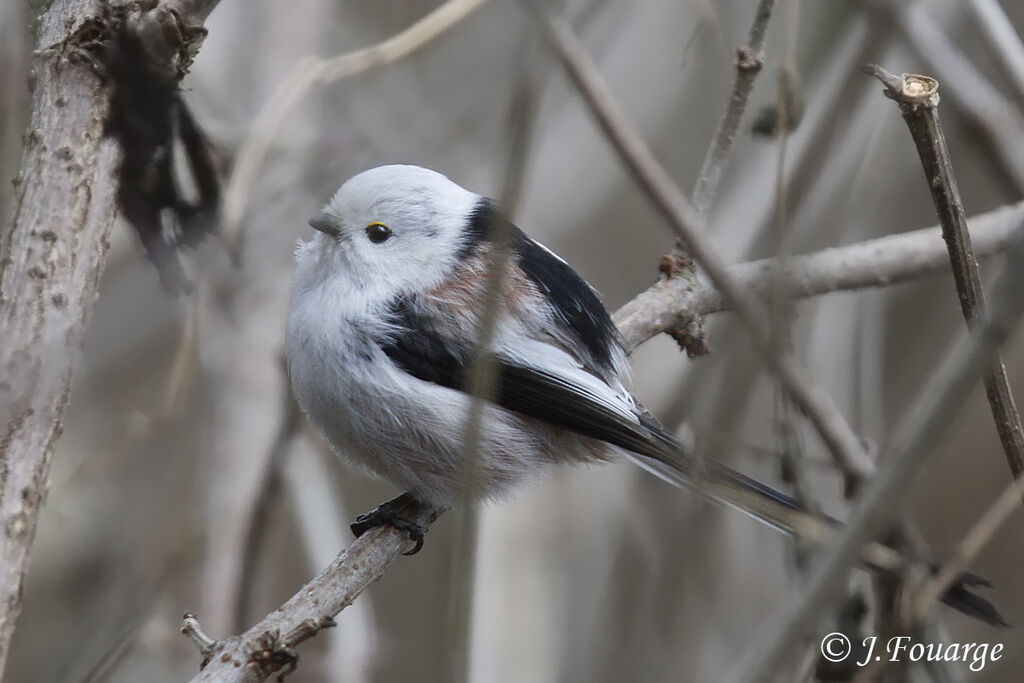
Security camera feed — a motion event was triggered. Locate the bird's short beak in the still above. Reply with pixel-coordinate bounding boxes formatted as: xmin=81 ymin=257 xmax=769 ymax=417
xmin=309 ymin=211 xmax=342 ymax=237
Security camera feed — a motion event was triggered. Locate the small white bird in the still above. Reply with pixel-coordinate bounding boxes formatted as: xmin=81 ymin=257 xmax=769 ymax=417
xmin=285 ymin=164 xmax=1000 ymax=624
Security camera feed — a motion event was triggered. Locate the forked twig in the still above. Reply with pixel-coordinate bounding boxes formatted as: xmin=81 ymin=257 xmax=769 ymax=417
xmin=525 ymin=0 xmax=875 ymax=482
xmin=732 ymin=232 xmax=1024 ymax=682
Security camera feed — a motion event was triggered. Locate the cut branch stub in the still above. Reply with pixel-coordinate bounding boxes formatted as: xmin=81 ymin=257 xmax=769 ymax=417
xmin=862 ymin=64 xmax=940 ymax=108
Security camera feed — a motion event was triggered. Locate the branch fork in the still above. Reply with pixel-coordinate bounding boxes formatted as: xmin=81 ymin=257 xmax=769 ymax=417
xmin=181 ymin=611 xmax=339 ymax=681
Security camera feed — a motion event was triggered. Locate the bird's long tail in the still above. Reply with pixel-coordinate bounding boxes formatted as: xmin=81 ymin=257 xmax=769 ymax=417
xmin=622 ymin=415 xmax=1006 ymax=627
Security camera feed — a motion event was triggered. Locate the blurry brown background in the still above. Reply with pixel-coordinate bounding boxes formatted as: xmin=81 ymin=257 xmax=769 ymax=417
xmin=2 ymin=0 xmax=1024 ymax=681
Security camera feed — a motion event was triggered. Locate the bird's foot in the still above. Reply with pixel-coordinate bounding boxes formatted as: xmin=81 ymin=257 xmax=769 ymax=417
xmin=351 ymin=492 xmax=428 ymax=555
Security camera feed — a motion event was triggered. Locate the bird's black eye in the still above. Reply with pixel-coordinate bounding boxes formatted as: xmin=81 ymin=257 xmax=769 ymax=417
xmin=365 ymin=222 xmax=392 ymax=243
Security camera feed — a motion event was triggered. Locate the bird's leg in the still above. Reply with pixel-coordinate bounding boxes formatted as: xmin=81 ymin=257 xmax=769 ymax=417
xmin=351 ymin=492 xmax=434 ymax=555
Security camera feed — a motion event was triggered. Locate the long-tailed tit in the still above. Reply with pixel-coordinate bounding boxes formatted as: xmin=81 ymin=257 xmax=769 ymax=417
xmin=286 ymin=165 xmax=1001 ymax=624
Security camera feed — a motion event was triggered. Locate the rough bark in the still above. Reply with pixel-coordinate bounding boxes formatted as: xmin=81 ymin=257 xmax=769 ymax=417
xmin=0 ymin=2 xmax=121 ymax=674
xmin=0 ymin=0 xmax=219 ymax=675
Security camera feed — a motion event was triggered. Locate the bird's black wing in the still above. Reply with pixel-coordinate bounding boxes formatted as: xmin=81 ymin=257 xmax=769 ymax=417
xmin=379 ymin=296 xmax=661 ymax=458
xmin=465 ymin=200 xmax=624 ymax=380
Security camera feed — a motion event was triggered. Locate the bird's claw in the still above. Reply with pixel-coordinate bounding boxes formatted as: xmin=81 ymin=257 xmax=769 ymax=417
xmin=351 ymin=493 xmax=427 ymax=555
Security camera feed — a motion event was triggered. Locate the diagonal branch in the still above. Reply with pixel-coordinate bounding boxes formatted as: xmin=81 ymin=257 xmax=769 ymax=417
xmin=219 ymin=0 xmax=490 ymax=249
xmin=690 ymin=0 xmax=776 ymax=218
xmin=912 ymin=476 xmax=1024 ymax=625
xmin=732 ymin=228 xmax=1024 ymax=683
xmin=185 ymin=498 xmax=439 ymax=683
xmin=965 ymin=0 xmax=1024 ymax=107
xmin=524 ymin=0 xmax=875 ymax=483
xmin=865 ymin=65 xmax=1024 ymax=487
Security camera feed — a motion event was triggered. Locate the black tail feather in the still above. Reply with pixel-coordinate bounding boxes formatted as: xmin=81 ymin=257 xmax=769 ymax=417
xmin=634 ymin=413 xmax=1008 ymax=627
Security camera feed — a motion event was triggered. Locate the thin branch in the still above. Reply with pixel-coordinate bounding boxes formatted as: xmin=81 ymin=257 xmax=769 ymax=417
xmin=965 ymin=0 xmax=1024 ymax=108
xmin=220 ymin=0 xmax=490 ymax=248
xmin=613 ymin=200 xmax=1024 ymax=350
xmin=871 ymin=0 xmax=1024 ymax=193
xmin=440 ymin=132 xmax=521 ymax=683
xmin=731 ymin=230 xmax=1024 ymax=683
xmin=690 ymin=0 xmax=776 ymax=218
xmin=282 ymin=437 xmax=377 ymax=683
xmin=441 ymin=45 xmax=547 ymax=682
xmin=181 ymin=612 xmax=218 ymax=663
xmin=186 ymin=499 xmax=440 ymax=683
xmin=232 ymin=377 xmax=303 ymax=632
xmin=665 ymin=0 xmax=776 ymax=351
xmin=866 ymin=64 xmax=1024 ymax=485
xmin=912 ymin=477 xmax=1024 ymax=624
xmin=526 ymin=0 xmax=886 ymax=483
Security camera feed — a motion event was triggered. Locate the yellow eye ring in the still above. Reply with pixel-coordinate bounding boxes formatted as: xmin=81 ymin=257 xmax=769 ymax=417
xmin=365 ymin=222 xmax=392 ymax=244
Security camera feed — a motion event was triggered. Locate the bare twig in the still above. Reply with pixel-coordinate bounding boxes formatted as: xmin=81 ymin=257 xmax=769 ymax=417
xmin=732 ymin=230 xmax=1024 ymax=683
xmin=0 ymin=1 xmax=218 ymax=676
xmin=528 ymin=0 xmax=942 ymax=484
xmin=614 ymin=200 xmax=1024 ymax=350
xmin=866 ymin=65 xmax=1024 ymax=485
xmin=965 ymin=0 xmax=1024 ymax=107
xmin=690 ymin=0 xmax=776 ymax=218
xmin=181 ymin=612 xmax=218 ymax=663
xmin=912 ymin=477 xmax=1024 ymax=623
xmin=664 ymin=0 xmax=776 ymax=352
xmin=232 ymin=378 xmax=303 ymax=631
xmin=220 ymin=0 xmax=490 ymax=247
xmin=871 ymin=0 xmax=1024 ymax=193
xmin=441 ymin=155 xmax=518 ymax=683
xmin=185 ymin=499 xmax=439 ymax=683
xmin=442 ymin=48 xmax=546 ymax=682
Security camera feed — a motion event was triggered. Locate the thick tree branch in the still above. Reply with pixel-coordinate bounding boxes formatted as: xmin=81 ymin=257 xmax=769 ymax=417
xmin=614 ymin=200 xmax=1024 ymax=350
xmin=0 ymin=0 xmax=218 ymax=677
xmin=866 ymin=65 xmax=1024 ymax=487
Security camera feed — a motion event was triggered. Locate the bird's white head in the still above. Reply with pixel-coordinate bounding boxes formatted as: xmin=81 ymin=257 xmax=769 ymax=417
xmin=296 ymin=164 xmax=482 ymax=303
